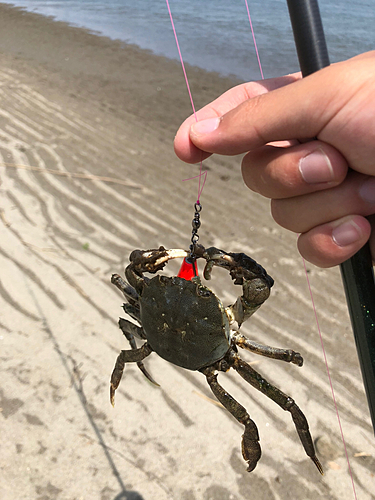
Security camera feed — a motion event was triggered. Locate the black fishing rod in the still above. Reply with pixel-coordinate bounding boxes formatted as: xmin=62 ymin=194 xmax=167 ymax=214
xmin=286 ymin=0 xmax=375 ymax=433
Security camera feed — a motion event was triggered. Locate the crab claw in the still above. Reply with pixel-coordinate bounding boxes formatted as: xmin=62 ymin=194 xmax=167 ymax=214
xmin=130 ymin=248 xmax=188 ymax=272
xmin=202 ymin=248 xmax=230 ymax=280
xmin=200 ymin=247 xmax=274 ymax=327
xmin=126 ymin=248 xmax=189 ymax=291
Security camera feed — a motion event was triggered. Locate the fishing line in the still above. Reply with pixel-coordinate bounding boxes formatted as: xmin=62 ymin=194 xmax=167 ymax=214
xmin=303 ymin=259 xmax=358 ymax=497
xmin=166 ymin=0 xmax=357 ymax=488
xmin=244 ymin=0 xmax=264 ymax=79
xmin=165 ymin=0 xmax=206 ymax=205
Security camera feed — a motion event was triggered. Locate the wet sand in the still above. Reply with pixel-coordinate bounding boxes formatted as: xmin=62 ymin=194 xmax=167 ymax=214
xmin=0 ymin=3 xmax=373 ymax=499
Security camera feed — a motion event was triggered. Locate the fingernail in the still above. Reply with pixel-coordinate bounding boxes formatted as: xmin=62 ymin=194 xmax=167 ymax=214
xmin=359 ymin=177 xmax=375 ymax=204
xmin=191 ymin=117 xmax=220 ymax=136
xmin=299 ymin=149 xmax=334 ymax=184
xmin=332 ymin=220 xmax=363 ymax=247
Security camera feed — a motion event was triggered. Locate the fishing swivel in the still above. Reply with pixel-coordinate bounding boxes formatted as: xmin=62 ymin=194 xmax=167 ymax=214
xmin=188 ymin=201 xmax=202 ymax=267
xmin=190 ymin=201 xmax=202 ymax=251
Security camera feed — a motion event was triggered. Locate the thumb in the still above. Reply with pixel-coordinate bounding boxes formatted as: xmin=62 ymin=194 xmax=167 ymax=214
xmin=189 ymin=54 xmax=373 ymax=161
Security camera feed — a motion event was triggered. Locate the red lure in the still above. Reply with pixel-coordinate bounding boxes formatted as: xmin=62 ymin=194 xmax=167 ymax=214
xmin=177 ymin=257 xmax=198 ymax=280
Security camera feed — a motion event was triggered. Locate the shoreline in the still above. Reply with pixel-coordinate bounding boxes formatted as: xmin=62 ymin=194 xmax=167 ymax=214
xmin=0 ymin=2 xmax=242 ymax=137
xmin=0 ymin=3 xmax=373 ymax=500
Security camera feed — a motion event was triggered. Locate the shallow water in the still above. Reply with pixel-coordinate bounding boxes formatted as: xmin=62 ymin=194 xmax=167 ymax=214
xmin=6 ymin=0 xmax=375 ymax=80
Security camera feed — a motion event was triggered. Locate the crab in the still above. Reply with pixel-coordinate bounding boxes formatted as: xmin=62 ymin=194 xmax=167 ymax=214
xmin=110 ymin=245 xmax=323 ymax=474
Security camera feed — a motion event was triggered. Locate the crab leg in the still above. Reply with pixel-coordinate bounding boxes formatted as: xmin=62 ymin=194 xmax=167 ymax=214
xmin=122 ymin=303 xmax=141 ymax=323
xmin=111 ymin=274 xmax=142 ymax=322
xmin=110 ymin=342 xmax=153 ymax=406
xmin=111 ymin=274 xmax=139 ymax=304
xmin=232 ymin=331 xmax=303 ymax=367
xmin=231 ymin=353 xmax=323 ymax=474
xmin=111 ymin=274 xmax=158 ymax=386
xmin=118 ymin=317 xmax=144 ymax=339
xmin=201 ymin=366 xmax=262 ymax=472
xmin=118 ymin=318 xmax=159 ymax=387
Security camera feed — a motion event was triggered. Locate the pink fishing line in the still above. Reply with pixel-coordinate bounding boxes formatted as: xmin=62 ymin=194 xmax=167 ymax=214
xmin=303 ymin=259 xmax=358 ymax=497
xmin=182 ymin=171 xmax=208 ymax=200
xmin=165 ymin=0 xmax=206 ymax=203
xmin=244 ymin=0 xmax=264 ymax=79
xmin=165 ymin=0 xmax=196 ymax=119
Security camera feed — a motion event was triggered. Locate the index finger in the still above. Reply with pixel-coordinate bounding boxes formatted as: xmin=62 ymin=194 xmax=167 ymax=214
xmin=188 ymin=53 xmax=375 ymax=172
xmin=174 ymin=74 xmax=300 ymax=164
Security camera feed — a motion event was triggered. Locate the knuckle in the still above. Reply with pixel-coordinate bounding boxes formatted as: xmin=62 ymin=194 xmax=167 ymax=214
xmin=270 ymin=199 xmax=294 ymax=230
xmin=241 ymin=158 xmax=260 ymax=193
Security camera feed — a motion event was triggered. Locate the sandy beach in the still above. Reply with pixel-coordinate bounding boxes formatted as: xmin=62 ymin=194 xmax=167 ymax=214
xmin=0 ymin=3 xmax=373 ymax=500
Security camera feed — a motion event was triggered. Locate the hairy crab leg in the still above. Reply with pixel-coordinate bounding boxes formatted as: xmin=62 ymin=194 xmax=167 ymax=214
xmin=112 ymin=272 xmax=142 ymax=323
xmin=110 ymin=343 xmax=153 ymax=406
xmin=118 ymin=317 xmax=144 ymax=339
xmin=111 ymin=274 xmax=158 ymax=386
xmin=111 ymin=274 xmax=139 ymax=304
xmin=201 ymin=366 xmax=262 ymax=472
xmin=232 ymin=331 xmax=303 ymax=367
xmin=118 ymin=318 xmax=159 ymax=387
xmin=122 ymin=302 xmax=141 ymax=323
xmin=231 ymin=353 xmax=323 ymax=474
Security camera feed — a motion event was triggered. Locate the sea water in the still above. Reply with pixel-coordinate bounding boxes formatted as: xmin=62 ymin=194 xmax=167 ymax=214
xmin=5 ymin=0 xmax=375 ymax=80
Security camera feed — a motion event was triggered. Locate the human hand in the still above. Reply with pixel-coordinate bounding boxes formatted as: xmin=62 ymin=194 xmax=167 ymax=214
xmin=174 ymin=51 xmax=375 ymax=267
